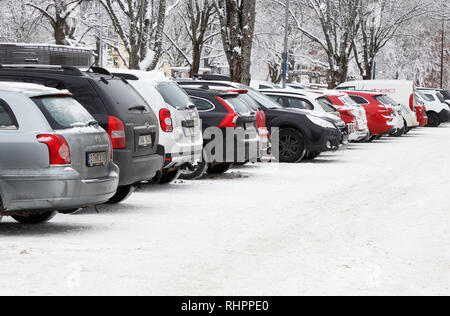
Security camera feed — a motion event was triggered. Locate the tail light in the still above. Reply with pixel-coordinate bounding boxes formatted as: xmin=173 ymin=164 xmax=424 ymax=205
xmin=108 ymin=116 xmax=126 ymax=149
xmin=37 ymin=134 xmax=71 ymax=165
xmin=159 ymin=109 xmax=173 ymax=132
xmin=409 ymin=94 xmax=415 ymax=111
xmin=215 ymin=97 xmax=239 ymax=128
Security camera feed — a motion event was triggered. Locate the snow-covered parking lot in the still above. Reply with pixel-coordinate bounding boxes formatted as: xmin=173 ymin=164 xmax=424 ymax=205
xmin=1 ymin=125 xmax=450 ymax=296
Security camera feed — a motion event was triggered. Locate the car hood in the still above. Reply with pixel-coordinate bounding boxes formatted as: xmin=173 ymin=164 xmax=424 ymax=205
xmin=286 ymin=108 xmax=345 ymax=126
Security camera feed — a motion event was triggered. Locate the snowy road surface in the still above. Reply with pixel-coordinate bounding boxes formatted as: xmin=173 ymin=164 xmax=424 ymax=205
xmin=1 ymin=125 xmax=450 ymax=296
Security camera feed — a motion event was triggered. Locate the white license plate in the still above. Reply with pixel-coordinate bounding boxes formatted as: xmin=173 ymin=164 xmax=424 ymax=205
xmin=139 ymin=135 xmax=152 ymax=147
xmin=245 ymin=122 xmax=254 ymax=130
xmin=87 ymin=152 xmax=107 ymax=167
xmin=184 ymin=128 xmax=195 ymax=137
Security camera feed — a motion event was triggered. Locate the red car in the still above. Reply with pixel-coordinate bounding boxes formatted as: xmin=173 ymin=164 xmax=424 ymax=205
xmin=343 ymin=91 xmax=403 ymax=136
xmin=414 ymin=98 xmax=428 ymax=127
xmin=315 ymin=91 xmax=370 ymax=142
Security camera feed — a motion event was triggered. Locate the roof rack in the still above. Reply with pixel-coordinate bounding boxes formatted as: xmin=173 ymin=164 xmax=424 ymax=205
xmin=111 ymin=72 xmax=139 ymax=81
xmin=193 ymin=74 xmax=231 ymax=81
xmin=0 ymin=64 xmax=84 ymax=76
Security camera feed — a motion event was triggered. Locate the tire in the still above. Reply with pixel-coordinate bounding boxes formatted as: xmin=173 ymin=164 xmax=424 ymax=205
xmin=106 ymin=185 xmax=135 ymax=204
xmin=207 ymin=163 xmax=232 ymax=174
xmin=426 ymin=112 xmax=440 ymax=127
xmin=158 ymin=167 xmax=180 ymax=184
xmin=304 ymin=152 xmax=321 ymax=160
xmin=179 ymin=160 xmax=208 ymax=180
xmin=279 ymin=128 xmax=305 ymax=163
xmin=12 ymin=211 xmax=57 ymax=224
xmin=390 ymin=122 xmax=406 ymax=137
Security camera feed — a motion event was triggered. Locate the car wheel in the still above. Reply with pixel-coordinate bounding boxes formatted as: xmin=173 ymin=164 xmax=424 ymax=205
xmin=159 ymin=167 xmax=181 ymax=184
xmin=179 ymin=160 xmax=208 ymax=180
xmin=12 ymin=211 xmax=57 ymax=224
xmin=279 ymin=128 xmax=305 ymax=163
xmin=106 ymin=185 xmax=135 ymax=204
xmin=426 ymin=112 xmax=440 ymax=127
xmin=304 ymin=152 xmax=321 ymax=160
xmin=207 ymin=163 xmax=233 ymax=174
xmin=390 ymin=122 xmax=406 ymax=137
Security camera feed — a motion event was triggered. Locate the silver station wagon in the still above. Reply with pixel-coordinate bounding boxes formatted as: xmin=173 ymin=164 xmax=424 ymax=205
xmin=0 ymin=82 xmax=119 ymax=224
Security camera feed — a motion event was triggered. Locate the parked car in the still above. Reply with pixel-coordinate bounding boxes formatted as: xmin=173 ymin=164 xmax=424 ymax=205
xmin=343 ymin=91 xmax=408 ymax=138
xmin=0 ymin=65 xmax=163 ymax=203
xmin=287 ymin=83 xmax=306 ymax=90
xmin=416 ymin=89 xmax=450 ymax=127
xmin=178 ymin=80 xmax=342 ymax=162
xmin=308 ymin=90 xmax=370 ymax=142
xmin=0 ymin=82 xmax=119 ymax=224
xmin=180 ymin=88 xmax=260 ymax=178
xmin=418 ymin=87 xmax=450 ymax=106
xmin=336 ymin=80 xmax=420 ymax=131
xmin=259 ymin=89 xmax=351 ymax=145
xmin=250 ymin=80 xmax=281 ymax=90
xmin=109 ymin=69 xmax=203 ymax=184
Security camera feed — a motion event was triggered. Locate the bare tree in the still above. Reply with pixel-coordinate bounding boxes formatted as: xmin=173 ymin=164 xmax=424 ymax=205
xmin=277 ymin=0 xmax=361 ymax=88
xmin=27 ymin=0 xmax=87 ymax=45
xmin=181 ymin=0 xmax=218 ymax=76
xmin=213 ymin=0 xmax=257 ymax=84
xmin=353 ymin=0 xmax=424 ymax=80
xmin=100 ymin=0 xmax=167 ymax=70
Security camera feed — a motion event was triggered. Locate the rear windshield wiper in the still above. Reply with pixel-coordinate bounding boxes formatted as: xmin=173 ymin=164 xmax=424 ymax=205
xmin=128 ymin=105 xmax=147 ymax=112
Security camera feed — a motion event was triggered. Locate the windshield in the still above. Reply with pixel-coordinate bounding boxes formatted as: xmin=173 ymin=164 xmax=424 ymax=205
xmin=316 ymin=97 xmax=336 ymax=112
xmin=33 ymin=96 xmax=95 ymax=130
xmin=439 ymin=90 xmax=450 ymax=99
xmin=157 ymin=82 xmax=191 ymax=110
xmin=242 ymin=86 xmax=283 ymax=109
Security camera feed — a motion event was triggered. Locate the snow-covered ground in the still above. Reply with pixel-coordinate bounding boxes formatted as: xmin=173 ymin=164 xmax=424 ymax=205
xmin=1 ymin=125 xmax=450 ymax=296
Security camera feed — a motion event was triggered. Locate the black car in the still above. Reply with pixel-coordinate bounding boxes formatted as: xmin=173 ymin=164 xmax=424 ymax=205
xmin=178 ymin=80 xmax=342 ymax=162
xmin=180 ymin=88 xmax=260 ymax=179
xmin=0 ymin=65 xmax=163 ymax=203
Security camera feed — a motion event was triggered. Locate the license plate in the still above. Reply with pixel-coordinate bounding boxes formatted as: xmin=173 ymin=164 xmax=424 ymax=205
xmin=184 ymin=128 xmax=195 ymax=137
xmin=87 ymin=152 xmax=107 ymax=167
xmin=139 ymin=135 xmax=152 ymax=147
xmin=245 ymin=122 xmax=255 ymax=130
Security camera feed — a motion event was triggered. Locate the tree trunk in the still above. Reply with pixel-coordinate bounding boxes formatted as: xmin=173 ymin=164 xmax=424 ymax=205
xmin=190 ymin=42 xmax=202 ymax=77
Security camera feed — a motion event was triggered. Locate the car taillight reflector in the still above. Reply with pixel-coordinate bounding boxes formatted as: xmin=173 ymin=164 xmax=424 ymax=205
xmin=108 ymin=116 xmax=126 ymax=149
xmin=37 ymin=134 xmax=71 ymax=165
xmin=159 ymin=109 xmax=173 ymax=132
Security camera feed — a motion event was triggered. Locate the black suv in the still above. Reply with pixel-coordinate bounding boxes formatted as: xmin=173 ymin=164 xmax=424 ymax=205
xmin=178 ymin=80 xmax=341 ymax=162
xmin=0 ymin=65 xmax=163 ymax=203
xmin=179 ymin=88 xmax=260 ymax=179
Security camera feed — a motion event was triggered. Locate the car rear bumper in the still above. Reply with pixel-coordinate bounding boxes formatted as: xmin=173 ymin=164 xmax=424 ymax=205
xmin=164 ymin=149 xmax=204 ymax=169
xmin=0 ymin=163 xmax=120 ymax=214
xmin=349 ymin=128 xmax=370 ymax=142
xmin=113 ymin=150 xmax=164 ymax=185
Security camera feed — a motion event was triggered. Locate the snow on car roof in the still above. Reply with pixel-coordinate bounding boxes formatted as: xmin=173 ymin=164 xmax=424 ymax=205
xmin=0 ymin=82 xmax=70 ymax=98
xmin=107 ymin=69 xmax=170 ymax=84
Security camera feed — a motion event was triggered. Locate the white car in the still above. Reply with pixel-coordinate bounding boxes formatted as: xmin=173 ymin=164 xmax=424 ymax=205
xmin=109 ymin=69 xmax=203 ymax=184
xmin=260 ymin=89 xmax=351 ymax=144
xmin=336 ymin=80 xmax=420 ymax=130
xmin=416 ymin=89 xmax=450 ymax=127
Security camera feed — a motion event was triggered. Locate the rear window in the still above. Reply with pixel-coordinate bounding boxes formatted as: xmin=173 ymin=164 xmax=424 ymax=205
xmin=98 ymin=79 xmax=151 ymax=113
xmin=349 ymin=95 xmax=370 ymax=104
xmin=222 ymin=96 xmax=252 ymax=114
xmin=157 ymin=82 xmax=191 ymax=110
xmin=33 ymin=96 xmax=95 ymax=130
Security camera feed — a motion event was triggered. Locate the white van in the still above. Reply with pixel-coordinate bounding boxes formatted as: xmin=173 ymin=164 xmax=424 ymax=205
xmin=336 ymin=80 xmax=420 ymax=130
